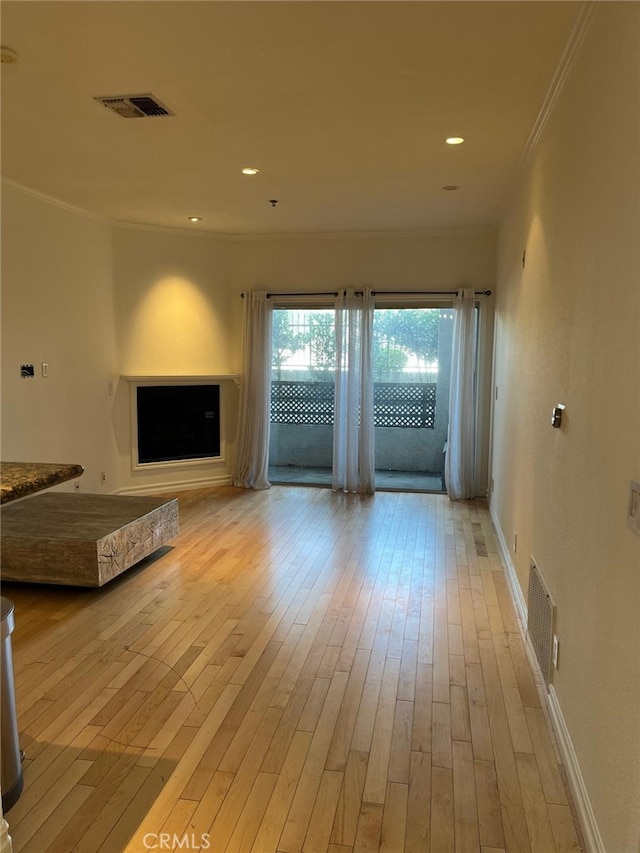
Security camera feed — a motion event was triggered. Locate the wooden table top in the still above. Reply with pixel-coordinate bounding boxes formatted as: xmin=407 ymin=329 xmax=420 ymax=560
xmin=0 ymin=461 xmax=84 ymax=504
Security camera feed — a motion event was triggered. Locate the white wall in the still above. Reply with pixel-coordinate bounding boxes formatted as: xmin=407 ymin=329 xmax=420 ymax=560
xmin=230 ymin=228 xmax=495 ymax=296
xmin=1 ymin=184 xmax=119 ymax=492
xmin=491 ymin=5 xmax=640 ymax=850
xmin=111 ymin=226 xmax=237 ymax=492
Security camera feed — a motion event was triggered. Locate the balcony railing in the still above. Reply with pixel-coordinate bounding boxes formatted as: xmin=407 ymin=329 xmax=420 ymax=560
xmin=270 ymin=380 xmax=436 ymax=429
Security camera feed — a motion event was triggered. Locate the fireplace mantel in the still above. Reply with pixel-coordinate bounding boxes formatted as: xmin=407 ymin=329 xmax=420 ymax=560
xmin=121 ymin=374 xmax=240 ymax=385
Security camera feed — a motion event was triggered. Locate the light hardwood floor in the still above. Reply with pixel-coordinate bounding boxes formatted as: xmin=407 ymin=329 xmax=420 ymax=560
xmin=4 ymin=486 xmax=583 ymax=853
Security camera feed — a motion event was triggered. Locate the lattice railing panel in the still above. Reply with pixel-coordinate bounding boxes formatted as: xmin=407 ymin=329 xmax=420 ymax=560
xmin=271 ymin=380 xmax=436 ymax=428
xmin=271 ymin=381 xmax=335 ymax=425
xmin=374 ymin=382 xmax=436 ymax=429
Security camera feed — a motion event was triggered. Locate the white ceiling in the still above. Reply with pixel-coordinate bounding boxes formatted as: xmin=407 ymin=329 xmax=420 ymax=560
xmin=1 ymin=1 xmax=581 ymax=235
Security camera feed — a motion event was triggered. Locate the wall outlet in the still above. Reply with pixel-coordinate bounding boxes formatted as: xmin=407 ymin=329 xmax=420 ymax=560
xmin=42 ymin=362 xmax=49 ymax=377
xmin=108 ymin=380 xmax=114 ymax=396
xmin=552 ymin=635 xmax=559 ymax=669
xmin=100 ymin=472 xmax=107 ymax=485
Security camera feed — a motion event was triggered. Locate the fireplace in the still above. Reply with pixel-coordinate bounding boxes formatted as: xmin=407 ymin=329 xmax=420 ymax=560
xmin=137 ymin=384 xmax=220 ymax=464
xmin=123 ymin=376 xmax=239 ymax=470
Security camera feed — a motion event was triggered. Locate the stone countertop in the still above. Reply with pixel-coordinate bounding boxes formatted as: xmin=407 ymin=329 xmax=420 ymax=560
xmin=0 ymin=461 xmax=84 ymax=504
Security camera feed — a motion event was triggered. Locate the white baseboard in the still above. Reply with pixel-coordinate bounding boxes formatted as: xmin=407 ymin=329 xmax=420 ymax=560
xmin=116 ymin=473 xmax=232 ymax=496
xmin=547 ymin=686 xmax=606 ymax=853
xmin=489 ymin=501 xmax=527 ymax=627
xmin=489 ymin=500 xmax=604 ymax=853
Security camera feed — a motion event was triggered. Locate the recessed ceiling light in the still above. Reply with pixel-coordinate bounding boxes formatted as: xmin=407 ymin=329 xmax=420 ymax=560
xmin=442 ymin=185 xmax=460 ymax=191
xmin=241 ymin=167 xmax=259 ymax=175
xmin=445 ymin=137 xmax=465 ymax=145
xmin=188 ymin=216 xmax=201 ymax=223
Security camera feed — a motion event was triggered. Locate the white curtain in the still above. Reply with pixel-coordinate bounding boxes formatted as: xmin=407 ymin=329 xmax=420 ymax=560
xmin=233 ymin=291 xmax=273 ymax=490
xmin=445 ymin=288 xmax=478 ymax=500
xmin=332 ymin=288 xmax=375 ymax=494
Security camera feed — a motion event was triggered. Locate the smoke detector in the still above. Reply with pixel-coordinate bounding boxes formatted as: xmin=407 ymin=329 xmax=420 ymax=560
xmin=94 ymin=94 xmax=174 ymax=118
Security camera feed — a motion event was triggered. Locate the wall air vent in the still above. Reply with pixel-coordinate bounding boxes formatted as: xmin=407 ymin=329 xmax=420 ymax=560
xmin=94 ymin=94 xmax=174 ymax=118
xmin=527 ymin=558 xmax=556 ymax=687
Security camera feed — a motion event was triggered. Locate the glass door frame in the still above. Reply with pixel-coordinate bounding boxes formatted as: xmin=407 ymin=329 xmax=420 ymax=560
xmin=268 ymin=292 xmax=494 ymax=497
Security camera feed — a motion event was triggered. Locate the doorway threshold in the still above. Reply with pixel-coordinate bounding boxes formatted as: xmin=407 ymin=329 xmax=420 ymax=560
xmin=268 ymin=466 xmax=445 ymax=493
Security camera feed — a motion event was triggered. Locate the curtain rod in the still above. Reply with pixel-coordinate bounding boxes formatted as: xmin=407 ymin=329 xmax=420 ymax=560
xmin=241 ymin=291 xmax=339 ymax=298
xmin=371 ymin=289 xmax=492 ymax=297
xmin=241 ymin=289 xmax=491 ymax=298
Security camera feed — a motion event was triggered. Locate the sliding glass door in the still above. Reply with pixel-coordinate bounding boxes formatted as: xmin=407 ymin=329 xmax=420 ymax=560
xmin=267 ymin=295 xmax=490 ymax=495
xmin=268 ymin=304 xmax=458 ymax=492
xmin=269 ymin=308 xmax=336 ymax=486
xmin=372 ymin=307 xmax=453 ymax=491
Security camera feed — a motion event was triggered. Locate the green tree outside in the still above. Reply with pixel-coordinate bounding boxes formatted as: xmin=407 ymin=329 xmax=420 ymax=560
xmin=373 ymin=309 xmax=440 ymax=372
xmin=272 ymin=307 xmax=441 ymax=378
xmin=272 ymin=310 xmax=305 ymax=380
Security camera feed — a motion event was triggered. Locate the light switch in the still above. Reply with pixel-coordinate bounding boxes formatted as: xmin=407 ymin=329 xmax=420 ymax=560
xmin=551 ymin=403 xmax=565 ymax=428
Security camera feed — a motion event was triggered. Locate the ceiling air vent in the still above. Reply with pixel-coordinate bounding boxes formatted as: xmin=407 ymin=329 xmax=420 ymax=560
xmin=94 ymin=94 xmax=174 ymax=118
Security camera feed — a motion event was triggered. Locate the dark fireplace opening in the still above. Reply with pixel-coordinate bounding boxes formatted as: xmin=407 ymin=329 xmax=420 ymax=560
xmin=136 ymin=384 xmax=221 ymax=464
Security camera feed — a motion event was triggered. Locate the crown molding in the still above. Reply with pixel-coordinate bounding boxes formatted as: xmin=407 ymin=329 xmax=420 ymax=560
xmin=3 ymin=177 xmax=496 ymax=243
xmin=222 ymin=226 xmax=497 ymax=242
xmin=519 ymin=1 xmax=599 ymax=169
xmin=113 ymin=220 xmax=233 ymax=241
xmin=102 ymin=217 xmax=497 ymax=243
xmin=1 ymin=177 xmax=113 ymax=225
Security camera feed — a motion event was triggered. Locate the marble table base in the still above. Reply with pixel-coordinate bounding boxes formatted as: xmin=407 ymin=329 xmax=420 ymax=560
xmin=0 ymin=493 xmax=178 ymax=587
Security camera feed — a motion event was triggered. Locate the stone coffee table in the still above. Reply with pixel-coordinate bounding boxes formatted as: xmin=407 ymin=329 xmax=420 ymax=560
xmin=1 ymin=492 xmax=178 ymax=587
